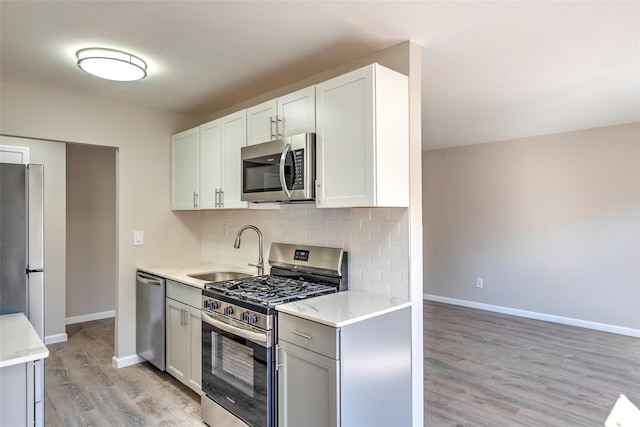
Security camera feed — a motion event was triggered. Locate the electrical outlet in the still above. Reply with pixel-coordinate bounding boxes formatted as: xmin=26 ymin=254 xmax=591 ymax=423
xmin=475 ymin=277 xmax=484 ymax=288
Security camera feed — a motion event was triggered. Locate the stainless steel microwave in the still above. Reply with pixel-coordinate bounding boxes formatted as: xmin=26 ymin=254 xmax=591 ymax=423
xmin=241 ymin=133 xmax=315 ymax=203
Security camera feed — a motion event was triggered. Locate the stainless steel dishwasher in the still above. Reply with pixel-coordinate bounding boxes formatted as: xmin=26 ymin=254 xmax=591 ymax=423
xmin=136 ymin=271 xmax=166 ymax=370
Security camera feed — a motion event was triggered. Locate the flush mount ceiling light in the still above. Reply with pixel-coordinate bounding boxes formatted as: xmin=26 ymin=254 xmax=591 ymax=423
xmin=76 ymin=47 xmax=147 ymax=81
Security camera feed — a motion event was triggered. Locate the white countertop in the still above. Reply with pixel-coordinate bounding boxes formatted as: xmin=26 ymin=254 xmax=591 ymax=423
xmin=137 ymin=262 xmax=257 ymax=289
xmin=276 ymin=290 xmax=412 ymax=328
xmin=0 ymin=313 xmax=49 ymax=368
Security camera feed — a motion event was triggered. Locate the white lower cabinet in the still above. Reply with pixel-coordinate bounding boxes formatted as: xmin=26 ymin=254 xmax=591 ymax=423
xmin=277 ymin=340 xmax=339 ymax=427
xmin=0 ymin=360 xmax=44 ymax=427
xmin=165 ymin=280 xmax=202 ymax=394
xmin=277 ymin=307 xmax=412 ymax=427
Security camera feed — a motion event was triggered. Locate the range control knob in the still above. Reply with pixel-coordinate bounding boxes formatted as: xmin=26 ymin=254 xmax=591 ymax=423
xmin=241 ymin=311 xmax=251 ymax=322
xmin=209 ymin=300 xmax=220 ymax=310
xmin=248 ymin=313 xmax=259 ymax=325
xmin=224 ymin=305 xmax=235 ymax=316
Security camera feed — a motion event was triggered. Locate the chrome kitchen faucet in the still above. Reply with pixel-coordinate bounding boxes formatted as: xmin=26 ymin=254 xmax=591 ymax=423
xmin=234 ymin=225 xmax=264 ymax=276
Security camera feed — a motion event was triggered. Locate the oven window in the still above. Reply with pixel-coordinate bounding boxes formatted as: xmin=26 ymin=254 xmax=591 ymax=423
xmin=212 ymin=333 xmax=255 ymax=395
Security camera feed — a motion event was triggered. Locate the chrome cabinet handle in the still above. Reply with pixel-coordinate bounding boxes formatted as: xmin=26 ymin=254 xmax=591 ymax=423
xmin=214 ymin=188 xmax=224 ymax=208
xmin=291 ymin=330 xmax=313 ymax=340
xmin=270 ymin=116 xmax=276 ymax=139
xmin=275 ymin=115 xmax=283 ymax=138
xmin=279 ymin=142 xmax=292 ymax=200
xmin=193 ymin=191 xmax=199 ymax=209
xmin=275 ymin=344 xmax=282 ymax=371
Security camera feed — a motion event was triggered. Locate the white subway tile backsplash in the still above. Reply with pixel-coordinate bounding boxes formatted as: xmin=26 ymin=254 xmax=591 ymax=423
xmin=370 ymin=257 xmax=391 ymax=272
xmin=361 ymin=220 xmax=380 ymax=233
xmin=381 ymin=245 xmax=402 ymax=260
xmin=335 ymin=209 xmax=352 ymax=220
xmin=352 ymin=208 xmax=370 ymax=220
xmin=371 ymin=282 xmax=391 ymax=295
xmin=361 ymin=244 xmax=380 ymax=258
xmin=200 ymin=204 xmax=409 ymax=298
xmin=343 ymin=220 xmax=361 ymax=232
xmin=351 ymin=232 xmax=371 ymax=245
xmin=370 ymin=208 xmax=391 ymax=221
xmin=362 ymin=268 xmax=380 ymax=281
xmin=350 ymin=277 xmax=372 ymax=292
xmin=391 ymin=259 xmax=409 ymax=274
xmin=319 ymin=209 xmax=337 ymax=220
xmin=380 ymin=271 xmax=402 ymax=286
xmin=390 ymin=232 xmax=409 ymax=247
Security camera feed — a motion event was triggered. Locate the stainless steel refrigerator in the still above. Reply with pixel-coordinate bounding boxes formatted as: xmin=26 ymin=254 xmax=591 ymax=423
xmin=0 ymin=162 xmax=44 ymax=336
xmin=0 ymin=162 xmax=45 ymax=425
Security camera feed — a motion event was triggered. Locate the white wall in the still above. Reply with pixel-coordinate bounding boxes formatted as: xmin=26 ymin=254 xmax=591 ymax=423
xmin=423 ymin=123 xmax=640 ymax=333
xmin=0 ymin=83 xmax=202 ymax=361
xmin=0 ymin=135 xmax=66 ymax=342
xmin=66 ymin=144 xmax=117 ymax=322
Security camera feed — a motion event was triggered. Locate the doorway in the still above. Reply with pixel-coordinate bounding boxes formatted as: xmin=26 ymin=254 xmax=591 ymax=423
xmin=65 ymin=144 xmax=117 ymax=324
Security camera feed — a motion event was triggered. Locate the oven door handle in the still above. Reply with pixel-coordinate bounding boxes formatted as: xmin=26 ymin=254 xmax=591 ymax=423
xmin=202 ymin=312 xmax=268 ymax=347
xmin=279 ymin=142 xmax=293 ymax=200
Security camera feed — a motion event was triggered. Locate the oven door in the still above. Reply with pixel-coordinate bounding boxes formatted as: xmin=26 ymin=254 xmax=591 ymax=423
xmin=201 ymin=311 xmax=273 ymax=427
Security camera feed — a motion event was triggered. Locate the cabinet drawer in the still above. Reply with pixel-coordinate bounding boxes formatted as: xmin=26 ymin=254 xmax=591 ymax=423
xmin=166 ymin=280 xmax=201 ymax=308
xmin=278 ymin=313 xmax=339 ymax=359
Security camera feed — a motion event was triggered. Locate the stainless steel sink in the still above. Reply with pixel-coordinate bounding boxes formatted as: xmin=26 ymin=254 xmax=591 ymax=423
xmin=187 ymin=271 xmax=251 ymax=282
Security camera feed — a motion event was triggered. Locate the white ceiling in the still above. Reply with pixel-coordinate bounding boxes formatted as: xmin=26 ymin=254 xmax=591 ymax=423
xmin=1 ymin=1 xmax=638 ymax=150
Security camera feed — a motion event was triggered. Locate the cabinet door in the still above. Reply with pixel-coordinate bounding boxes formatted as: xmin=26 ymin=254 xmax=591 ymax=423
xmin=199 ymin=120 xmax=223 ymax=209
xmin=186 ymin=305 xmax=202 ymax=393
xmin=171 ymin=127 xmax=200 ymax=210
xmin=220 ymin=110 xmax=248 ymax=209
xmin=278 ymin=86 xmax=315 ymax=137
xmin=247 ymin=99 xmax=277 ymax=145
xmin=166 ymin=298 xmax=187 ymax=383
xmin=278 ymin=341 xmax=339 ymax=427
xmin=315 ymin=66 xmax=375 ymax=208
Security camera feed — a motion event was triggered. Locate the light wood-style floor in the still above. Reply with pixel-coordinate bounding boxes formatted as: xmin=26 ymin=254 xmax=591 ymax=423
xmin=424 ymin=301 xmax=640 ymax=426
xmin=44 ymin=318 xmax=204 ymax=426
xmin=44 ymin=303 xmax=640 ymax=426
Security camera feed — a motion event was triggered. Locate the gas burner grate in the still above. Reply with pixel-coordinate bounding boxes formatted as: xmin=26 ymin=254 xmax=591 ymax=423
xmin=204 ymin=275 xmax=337 ymax=306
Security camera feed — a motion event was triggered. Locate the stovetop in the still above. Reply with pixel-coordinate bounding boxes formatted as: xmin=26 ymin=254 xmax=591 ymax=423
xmin=203 ymin=275 xmax=337 ymax=307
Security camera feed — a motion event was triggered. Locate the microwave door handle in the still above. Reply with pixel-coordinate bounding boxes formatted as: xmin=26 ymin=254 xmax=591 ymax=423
xmin=279 ymin=142 xmax=292 ymax=199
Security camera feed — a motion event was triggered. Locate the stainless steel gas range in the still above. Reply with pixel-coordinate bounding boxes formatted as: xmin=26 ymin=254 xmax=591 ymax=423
xmin=201 ymin=242 xmax=348 ymax=427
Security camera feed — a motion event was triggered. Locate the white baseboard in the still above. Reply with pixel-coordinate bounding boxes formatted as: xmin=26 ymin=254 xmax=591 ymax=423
xmin=66 ymin=310 xmax=115 ymax=325
xmin=45 ymin=333 xmax=68 ymax=345
xmin=112 ymin=354 xmax=145 ymax=369
xmin=423 ymin=294 xmax=640 ymax=338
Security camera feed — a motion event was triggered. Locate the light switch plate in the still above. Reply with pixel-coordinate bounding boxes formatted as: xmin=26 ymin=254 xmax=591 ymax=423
xmin=133 ymin=230 xmax=144 ymax=246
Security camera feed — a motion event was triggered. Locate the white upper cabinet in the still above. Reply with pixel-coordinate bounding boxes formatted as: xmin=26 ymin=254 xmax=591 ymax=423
xmin=219 ymin=110 xmax=248 ymax=209
xmin=199 ymin=120 xmax=223 ymax=209
xmin=171 ymin=110 xmax=248 ymax=210
xmin=171 ymin=127 xmax=200 ymax=210
xmin=315 ymin=63 xmax=409 ymax=208
xmin=247 ymin=86 xmax=315 ymax=145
